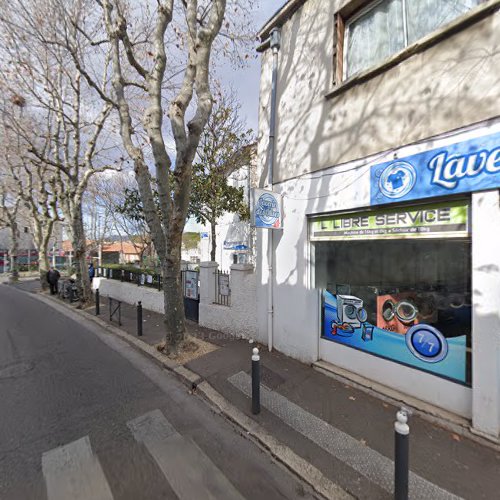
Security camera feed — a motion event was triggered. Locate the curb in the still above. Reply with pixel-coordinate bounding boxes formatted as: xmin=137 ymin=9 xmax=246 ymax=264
xmin=27 ymin=290 xmax=354 ymax=500
xmin=196 ymin=381 xmax=353 ymax=500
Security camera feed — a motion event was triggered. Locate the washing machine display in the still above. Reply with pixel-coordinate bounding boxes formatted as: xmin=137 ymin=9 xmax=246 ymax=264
xmin=376 ymin=292 xmax=419 ymax=334
xmin=322 ymin=289 xmax=466 ymax=384
xmin=337 ymin=295 xmax=367 ymax=329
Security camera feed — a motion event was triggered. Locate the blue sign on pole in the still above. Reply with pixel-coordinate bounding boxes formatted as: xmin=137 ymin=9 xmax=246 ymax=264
xmin=371 ymin=131 xmax=500 ymax=205
xmin=252 ymin=189 xmax=283 ymax=229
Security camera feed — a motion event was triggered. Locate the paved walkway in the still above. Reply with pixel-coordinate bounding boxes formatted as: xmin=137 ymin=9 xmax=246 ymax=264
xmin=17 ymin=281 xmax=500 ymax=499
xmin=1 ymin=282 xmax=316 ymax=500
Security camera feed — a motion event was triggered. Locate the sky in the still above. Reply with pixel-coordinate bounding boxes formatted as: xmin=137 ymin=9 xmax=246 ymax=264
xmin=185 ymin=0 xmax=284 ymax=232
xmin=223 ymin=0 xmax=285 ymax=132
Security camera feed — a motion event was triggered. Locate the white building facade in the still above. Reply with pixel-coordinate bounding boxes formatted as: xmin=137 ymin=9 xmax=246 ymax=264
xmin=255 ymin=0 xmax=500 ymax=440
xmin=198 ymin=156 xmax=257 ymax=271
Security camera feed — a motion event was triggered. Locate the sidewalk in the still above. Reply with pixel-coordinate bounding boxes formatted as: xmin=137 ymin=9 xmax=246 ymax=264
xmin=78 ymin=296 xmax=500 ymax=500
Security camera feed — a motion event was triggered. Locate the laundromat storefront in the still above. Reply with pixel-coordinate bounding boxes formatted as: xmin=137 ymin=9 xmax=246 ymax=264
xmin=310 ymin=128 xmax=500 ymax=389
xmin=312 ymin=199 xmax=472 ymax=385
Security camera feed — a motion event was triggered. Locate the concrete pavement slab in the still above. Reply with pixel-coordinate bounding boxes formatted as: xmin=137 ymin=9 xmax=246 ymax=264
xmin=20 ymin=281 xmax=500 ymax=499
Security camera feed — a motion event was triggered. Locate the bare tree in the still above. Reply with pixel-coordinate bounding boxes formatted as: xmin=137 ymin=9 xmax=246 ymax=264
xmin=0 ymin=1 xmax=121 ymax=303
xmin=0 ymin=174 xmax=21 ymax=283
xmin=87 ymin=173 xmax=154 ymax=264
xmin=54 ymin=0 xmax=256 ymax=351
xmin=1 ymin=0 xmax=255 ymax=348
xmin=0 ymin=97 xmax=62 ymax=288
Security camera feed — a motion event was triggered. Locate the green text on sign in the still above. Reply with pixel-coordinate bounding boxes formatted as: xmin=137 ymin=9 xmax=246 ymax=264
xmin=311 ymin=200 xmax=469 ymax=240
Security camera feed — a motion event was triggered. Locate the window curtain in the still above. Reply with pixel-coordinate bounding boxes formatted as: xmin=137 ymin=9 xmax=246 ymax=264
xmin=406 ymin=0 xmax=480 ymax=44
xmin=345 ymin=0 xmax=480 ymax=78
xmin=346 ymin=0 xmax=405 ymax=78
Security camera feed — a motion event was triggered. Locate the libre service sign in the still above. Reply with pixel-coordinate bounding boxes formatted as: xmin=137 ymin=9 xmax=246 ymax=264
xmin=311 ymin=200 xmax=469 ymax=241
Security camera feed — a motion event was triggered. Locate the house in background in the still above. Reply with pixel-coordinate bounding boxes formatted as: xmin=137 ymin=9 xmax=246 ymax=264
xmin=181 ymin=232 xmax=201 ymax=265
xmin=198 ymin=148 xmax=258 ymax=270
xmin=62 ymin=239 xmax=145 ymax=267
xmin=255 ymin=0 xmax=500 ymax=440
xmin=100 ymin=241 xmax=144 ymax=264
xmin=0 ymin=218 xmax=63 ymax=272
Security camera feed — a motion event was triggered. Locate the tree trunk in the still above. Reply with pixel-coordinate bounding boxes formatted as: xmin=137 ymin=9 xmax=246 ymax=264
xmin=159 ymin=223 xmax=187 ymax=354
xmin=210 ymin=220 xmax=217 ymax=262
xmin=39 ymin=248 xmax=50 ymax=290
xmin=70 ymin=208 xmax=92 ymax=304
xmin=8 ymin=222 xmax=19 ymax=283
xmin=34 ymin=222 xmax=53 ymax=290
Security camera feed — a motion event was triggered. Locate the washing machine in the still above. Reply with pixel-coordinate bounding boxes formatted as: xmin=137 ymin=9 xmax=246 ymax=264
xmin=336 ymin=295 xmax=367 ymax=329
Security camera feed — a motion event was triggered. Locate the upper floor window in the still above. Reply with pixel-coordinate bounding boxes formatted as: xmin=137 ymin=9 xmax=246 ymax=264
xmin=342 ymin=0 xmax=482 ymax=79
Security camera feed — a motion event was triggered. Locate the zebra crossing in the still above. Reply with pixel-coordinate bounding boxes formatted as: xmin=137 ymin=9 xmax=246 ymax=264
xmin=41 ymin=409 xmax=244 ymax=500
xmin=42 ymin=436 xmax=113 ymax=500
xmin=229 ymin=371 xmax=462 ymax=500
xmin=128 ymin=409 xmax=246 ymax=500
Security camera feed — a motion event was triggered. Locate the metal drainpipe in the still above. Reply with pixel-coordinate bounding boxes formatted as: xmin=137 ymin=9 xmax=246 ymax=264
xmin=267 ymin=27 xmax=281 ymax=352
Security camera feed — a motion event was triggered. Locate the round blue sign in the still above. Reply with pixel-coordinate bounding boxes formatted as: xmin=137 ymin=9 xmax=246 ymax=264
xmin=378 ymin=161 xmax=417 ymax=199
xmin=256 ymin=193 xmax=280 ymax=226
xmin=405 ymin=324 xmax=448 ymax=363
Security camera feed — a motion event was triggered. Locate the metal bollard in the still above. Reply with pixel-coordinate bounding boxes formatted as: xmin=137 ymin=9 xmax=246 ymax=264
xmin=137 ymin=301 xmax=143 ymax=337
xmin=394 ymin=408 xmax=410 ymax=500
xmin=69 ymin=284 xmax=74 ymax=303
xmin=251 ymin=347 xmax=260 ymax=415
xmin=95 ymin=289 xmax=100 ymax=316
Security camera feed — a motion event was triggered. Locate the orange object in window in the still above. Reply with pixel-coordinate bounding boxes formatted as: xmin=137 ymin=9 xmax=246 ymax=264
xmin=376 ymin=292 xmax=419 ymax=334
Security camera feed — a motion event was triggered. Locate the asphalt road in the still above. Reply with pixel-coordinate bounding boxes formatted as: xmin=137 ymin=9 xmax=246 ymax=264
xmin=0 ymin=284 xmax=316 ymax=500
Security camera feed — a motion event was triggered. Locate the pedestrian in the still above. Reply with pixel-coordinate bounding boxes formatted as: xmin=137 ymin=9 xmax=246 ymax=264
xmin=46 ymin=266 xmax=60 ymax=295
xmin=88 ymin=262 xmax=95 ymax=283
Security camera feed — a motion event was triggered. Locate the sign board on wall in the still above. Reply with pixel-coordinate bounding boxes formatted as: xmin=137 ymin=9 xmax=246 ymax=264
xmin=251 ymin=189 xmax=283 ymax=229
xmin=218 ymin=274 xmax=230 ymax=296
xmin=184 ymin=271 xmax=199 ymax=299
xmin=311 ymin=200 xmax=469 ymax=241
xmin=371 ymin=130 xmax=500 ymax=206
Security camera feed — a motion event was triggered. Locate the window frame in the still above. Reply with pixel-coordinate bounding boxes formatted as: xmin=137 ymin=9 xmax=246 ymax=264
xmin=342 ymin=0 xmax=403 ymax=80
xmin=332 ymin=0 xmax=490 ymax=88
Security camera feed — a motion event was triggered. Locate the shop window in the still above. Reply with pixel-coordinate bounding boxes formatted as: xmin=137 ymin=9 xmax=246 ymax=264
xmin=335 ymin=0 xmax=482 ymax=81
xmin=312 ymin=200 xmax=471 ymax=385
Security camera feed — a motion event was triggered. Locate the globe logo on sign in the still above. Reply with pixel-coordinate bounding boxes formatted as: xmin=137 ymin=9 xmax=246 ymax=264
xmin=256 ymin=193 xmax=280 ymax=227
xmin=378 ymin=161 xmax=417 ymax=199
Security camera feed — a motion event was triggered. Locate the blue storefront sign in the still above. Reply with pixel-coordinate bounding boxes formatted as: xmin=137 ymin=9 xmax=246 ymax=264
xmin=371 ymin=131 xmax=500 ymax=205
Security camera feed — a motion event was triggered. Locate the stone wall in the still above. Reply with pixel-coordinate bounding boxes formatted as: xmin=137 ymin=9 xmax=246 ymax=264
xmin=92 ymin=277 xmax=164 ymax=314
xmin=199 ymin=262 xmax=261 ymax=342
xmin=93 ymin=265 xmax=261 ymax=343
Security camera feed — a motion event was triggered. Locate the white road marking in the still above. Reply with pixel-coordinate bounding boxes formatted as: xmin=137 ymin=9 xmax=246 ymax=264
xmin=229 ymin=371 xmax=462 ymax=500
xmin=42 ymin=436 xmax=114 ymax=500
xmin=128 ymin=409 xmax=245 ymax=500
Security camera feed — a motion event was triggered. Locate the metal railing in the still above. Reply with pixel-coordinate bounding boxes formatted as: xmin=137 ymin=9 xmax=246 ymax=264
xmin=109 ymin=297 xmax=122 ymax=326
xmin=97 ymin=267 xmax=165 ymax=293
xmin=214 ymin=269 xmax=230 ymax=306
